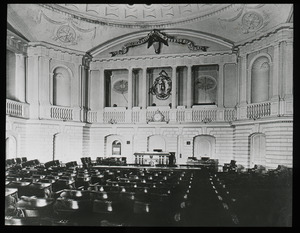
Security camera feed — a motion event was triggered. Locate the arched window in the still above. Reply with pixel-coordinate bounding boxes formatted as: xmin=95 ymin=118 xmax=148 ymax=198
xmin=250 ymin=133 xmax=266 ymax=167
xmin=112 ymin=140 xmax=121 ymax=155
xmin=251 ymin=56 xmax=270 ymax=103
xmin=52 ymin=67 xmax=71 ymax=107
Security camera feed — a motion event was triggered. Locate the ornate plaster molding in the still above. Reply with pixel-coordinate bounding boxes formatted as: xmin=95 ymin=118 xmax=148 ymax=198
xmin=7 ymin=30 xmax=29 ymax=54
xmin=89 ymin=29 xmax=233 ymax=57
xmin=109 ymin=29 xmax=209 ymax=57
xmin=39 ymin=4 xmax=235 ymax=29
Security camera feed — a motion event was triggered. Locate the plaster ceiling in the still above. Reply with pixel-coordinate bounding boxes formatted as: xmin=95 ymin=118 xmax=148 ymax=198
xmin=7 ymin=4 xmax=293 ymax=55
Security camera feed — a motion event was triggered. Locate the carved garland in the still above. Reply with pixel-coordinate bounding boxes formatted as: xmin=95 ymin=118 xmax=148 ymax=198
xmin=110 ymin=29 xmax=209 ymax=56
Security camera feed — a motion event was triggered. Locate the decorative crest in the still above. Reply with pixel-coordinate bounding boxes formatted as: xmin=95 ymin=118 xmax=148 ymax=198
xmin=149 ymin=70 xmax=172 ymax=100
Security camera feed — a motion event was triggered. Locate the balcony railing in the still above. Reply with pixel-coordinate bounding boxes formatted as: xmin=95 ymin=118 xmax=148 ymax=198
xmin=103 ymin=107 xmax=126 ymax=124
xmin=224 ymin=108 xmax=237 ymax=122
xmin=192 ymin=108 xmax=217 ymax=122
xmin=50 ymin=106 xmax=73 ymax=120
xmin=247 ymin=102 xmax=271 ymax=120
xmin=87 ymin=111 xmax=97 ymax=123
xmin=6 ymin=99 xmax=29 ymax=119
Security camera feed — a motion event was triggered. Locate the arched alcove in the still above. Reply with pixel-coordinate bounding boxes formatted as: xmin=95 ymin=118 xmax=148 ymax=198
xmin=52 ymin=67 xmax=71 ymax=106
xmin=251 ymin=56 xmax=270 ymax=103
xmin=193 ymin=135 xmax=216 ymax=159
xmin=148 ymin=135 xmax=166 ymax=152
xmin=105 ymin=135 xmax=124 ymax=156
xmin=250 ymin=133 xmax=266 ymax=167
xmin=6 ymin=135 xmax=17 ymax=159
xmin=112 ymin=140 xmax=122 ymax=155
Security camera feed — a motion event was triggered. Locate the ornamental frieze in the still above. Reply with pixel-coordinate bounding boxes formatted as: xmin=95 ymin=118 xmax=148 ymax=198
xmin=110 ymin=29 xmax=209 ymax=56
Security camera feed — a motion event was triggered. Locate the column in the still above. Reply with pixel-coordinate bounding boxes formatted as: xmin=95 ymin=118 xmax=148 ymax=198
xmin=271 ymin=43 xmax=280 ymax=101
xmin=15 ymin=53 xmax=26 ymax=102
xmin=128 ymin=67 xmax=133 ymax=109
xmin=26 ymin=53 xmax=39 ymax=118
xmin=99 ymin=68 xmax=105 ymax=110
xmin=239 ymin=54 xmax=247 ymax=105
xmin=38 ymin=56 xmax=51 ymax=105
xmin=217 ymin=63 xmax=224 ymax=108
xmin=186 ymin=65 xmax=192 ymax=108
xmin=237 ymin=54 xmax=248 ymax=119
xmin=171 ymin=66 xmax=177 ymax=109
xmin=142 ymin=68 xmax=147 ymax=109
xmin=283 ymin=41 xmax=293 ymax=98
xmin=283 ymin=41 xmax=293 ymax=115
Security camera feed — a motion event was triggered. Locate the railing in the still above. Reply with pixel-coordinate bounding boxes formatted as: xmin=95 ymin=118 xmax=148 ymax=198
xmin=6 ymin=99 xmax=29 ymax=118
xmin=176 ymin=108 xmax=185 ymax=122
xmin=87 ymin=111 xmax=97 ymax=123
xmin=192 ymin=108 xmax=217 ymax=122
xmin=224 ymin=108 xmax=237 ymax=122
xmin=247 ymin=102 xmax=271 ymax=119
xmin=103 ymin=108 xmax=126 ymax=123
xmin=50 ymin=106 xmax=73 ymax=120
xmin=131 ymin=109 xmax=140 ymax=123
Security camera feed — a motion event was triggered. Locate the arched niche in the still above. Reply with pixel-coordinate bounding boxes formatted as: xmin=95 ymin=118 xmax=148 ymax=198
xmin=6 ymin=135 xmax=17 ymax=159
xmin=250 ymin=133 xmax=266 ymax=167
xmin=193 ymin=135 xmax=216 ymax=159
xmin=112 ymin=140 xmax=122 ymax=155
xmin=250 ymin=56 xmax=271 ymax=103
xmin=147 ymin=135 xmax=166 ymax=152
xmin=52 ymin=67 xmax=71 ymax=107
xmin=105 ymin=135 xmax=124 ymax=156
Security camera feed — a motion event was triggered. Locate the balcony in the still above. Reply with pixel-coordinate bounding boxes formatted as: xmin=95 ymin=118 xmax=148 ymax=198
xmin=6 ymin=99 xmax=29 ymax=119
xmin=86 ymin=106 xmax=237 ymax=124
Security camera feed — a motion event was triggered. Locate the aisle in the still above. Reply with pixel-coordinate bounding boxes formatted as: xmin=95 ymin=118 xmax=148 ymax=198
xmin=183 ymin=169 xmax=233 ymax=226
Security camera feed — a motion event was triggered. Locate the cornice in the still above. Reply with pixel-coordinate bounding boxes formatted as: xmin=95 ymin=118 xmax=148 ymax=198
xmin=7 ymin=30 xmax=29 ymax=54
xmin=234 ymin=23 xmax=293 ymax=53
xmin=90 ymin=51 xmax=237 ymax=70
xmin=232 ymin=116 xmax=293 ymax=126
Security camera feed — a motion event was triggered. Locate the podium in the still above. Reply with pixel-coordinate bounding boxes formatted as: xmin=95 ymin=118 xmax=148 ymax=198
xmin=134 ymin=152 xmax=170 ymax=166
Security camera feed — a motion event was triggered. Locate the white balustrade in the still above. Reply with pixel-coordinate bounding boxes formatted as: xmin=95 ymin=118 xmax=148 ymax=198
xmin=50 ymin=106 xmax=73 ymax=120
xmin=131 ymin=110 xmax=140 ymax=123
xmin=103 ymin=107 xmax=126 ymax=123
xmin=247 ymin=102 xmax=271 ymax=119
xmin=176 ymin=109 xmax=186 ymax=122
xmin=87 ymin=111 xmax=98 ymax=123
xmin=6 ymin=99 xmax=29 ymax=118
xmin=192 ymin=109 xmax=217 ymax=122
xmin=224 ymin=108 xmax=237 ymax=122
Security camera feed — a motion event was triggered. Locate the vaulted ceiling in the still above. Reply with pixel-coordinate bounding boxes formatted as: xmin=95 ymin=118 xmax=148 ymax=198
xmin=7 ymin=4 xmax=293 ymax=56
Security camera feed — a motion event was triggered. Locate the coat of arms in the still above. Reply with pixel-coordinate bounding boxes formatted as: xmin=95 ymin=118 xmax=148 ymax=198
xmin=149 ymin=70 xmax=172 ymax=100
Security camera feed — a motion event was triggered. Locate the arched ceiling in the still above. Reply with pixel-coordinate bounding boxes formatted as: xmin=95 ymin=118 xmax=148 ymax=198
xmin=7 ymin=4 xmax=293 ymax=55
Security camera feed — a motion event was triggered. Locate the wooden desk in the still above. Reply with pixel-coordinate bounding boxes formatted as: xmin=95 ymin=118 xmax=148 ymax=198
xmin=16 ymin=198 xmax=55 ymax=218
xmin=134 ymin=152 xmax=170 ymax=166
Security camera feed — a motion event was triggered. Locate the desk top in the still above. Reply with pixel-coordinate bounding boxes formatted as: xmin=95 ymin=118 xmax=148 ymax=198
xmin=134 ymin=152 xmax=170 ymax=156
xmin=5 ymin=188 xmax=18 ymax=197
xmin=16 ymin=198 xmax=54 ymax=209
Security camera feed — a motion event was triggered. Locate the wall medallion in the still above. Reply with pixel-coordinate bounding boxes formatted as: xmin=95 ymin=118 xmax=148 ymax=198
xmin=113 ymin=80 xmax=128 ymax=94
xmin=196 ymin=76 xmax=217 ymax=91
xmin=242 ymin=11 xmax=263 ymax=31
xmin=149 ymin=70 xmax=172 ymax=100
xmin=55 ymin=25 xmax=77 ymax=44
